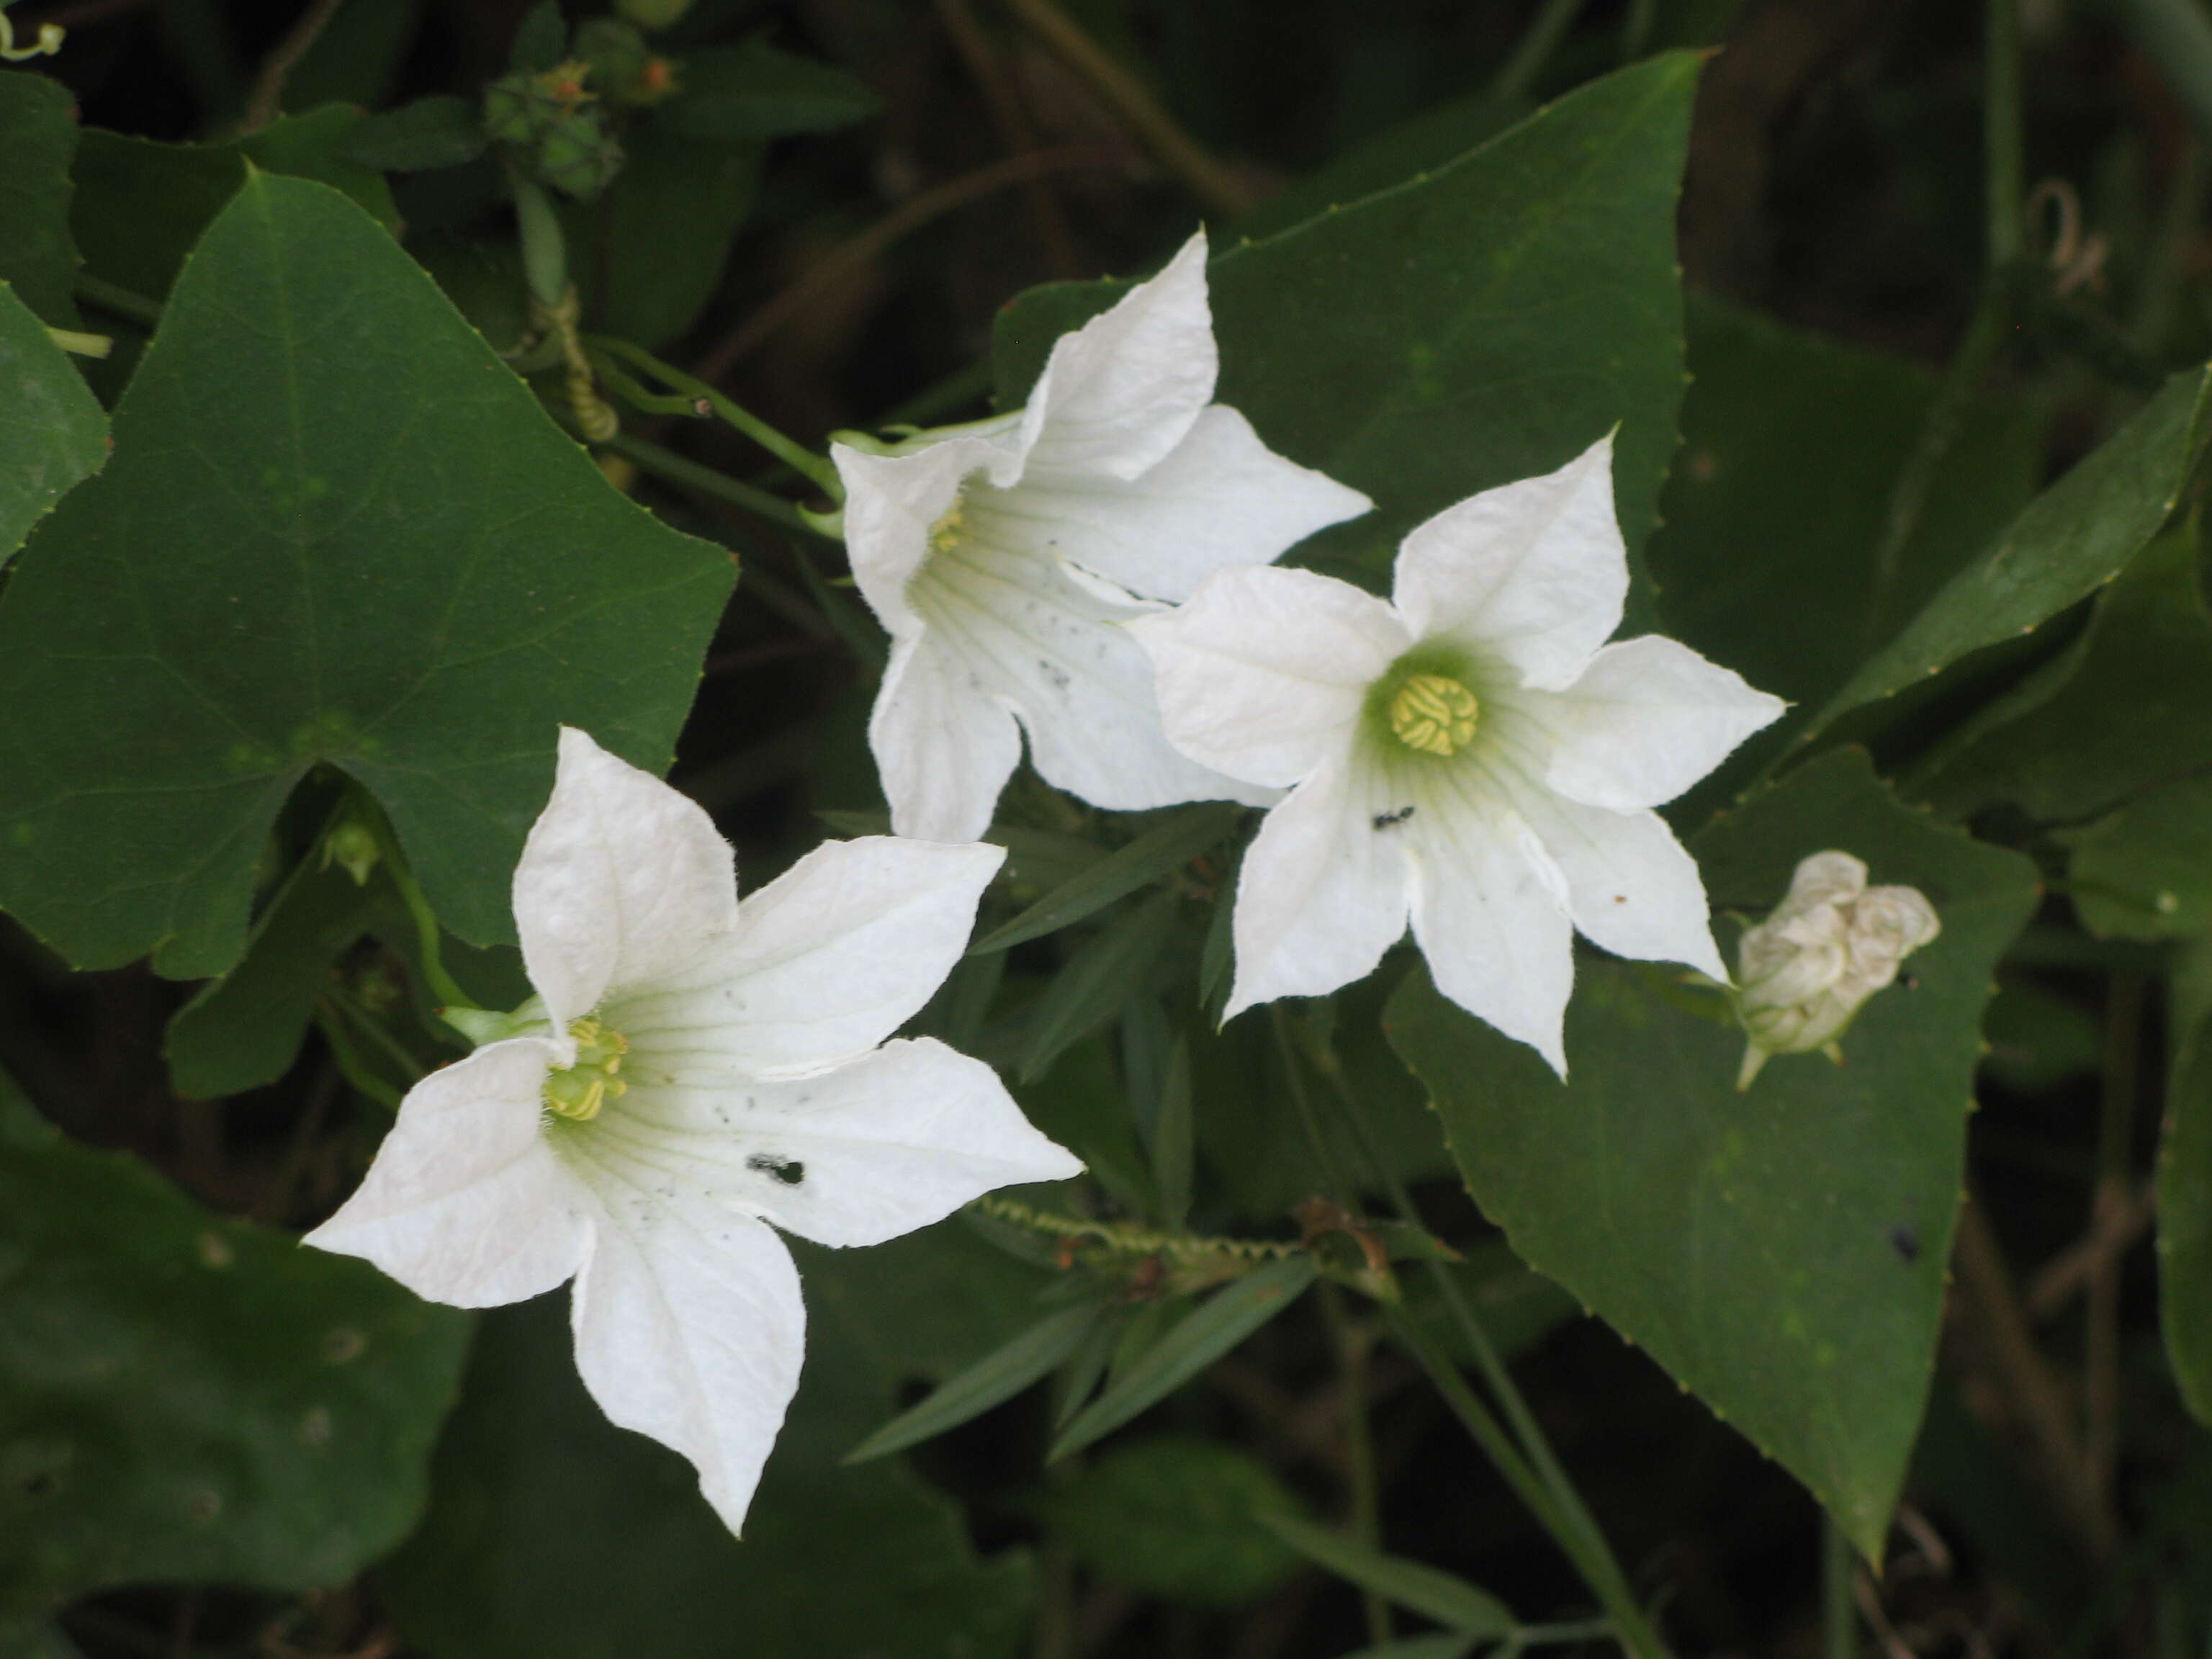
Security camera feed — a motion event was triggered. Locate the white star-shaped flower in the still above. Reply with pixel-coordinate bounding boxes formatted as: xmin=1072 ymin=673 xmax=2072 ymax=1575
xmin=832 ymin=230 xmax=1373 ymax=842
xmin=1131 ymin=436 xmax=1786 ymax=1074
xmin=304 ymin=727 xmax=1082 ymax=1536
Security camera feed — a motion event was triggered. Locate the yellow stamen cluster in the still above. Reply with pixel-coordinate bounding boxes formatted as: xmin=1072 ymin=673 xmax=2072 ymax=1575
xmin=1388 ymin=674 xmax=1480 ymax=757
xmin=928 ymin=500 xmax=966 ymax=556
xmin=543 ymin=1018 xmax=629 ymax=1123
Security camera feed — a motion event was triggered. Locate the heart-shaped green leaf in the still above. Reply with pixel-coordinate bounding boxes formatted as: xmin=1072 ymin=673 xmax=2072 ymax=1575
xmin=0 ymin=1082 xmax=470 ymax=1618
xmin=0 ymin=173 xmax=733 ymax=977
xmin=993 ymin=54 xmax=1701 ymax=603
xmin=0 ymin=70 xmax=82 ymax=326
xmin=1386 ymin=749 xmax=2037 ymax=1556
xmin=0 ymin=284 xmax=105 ymax=559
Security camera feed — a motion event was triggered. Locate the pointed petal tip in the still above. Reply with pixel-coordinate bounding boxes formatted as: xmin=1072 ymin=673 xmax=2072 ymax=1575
xmin=1028 ymin=1142 xmax=1089 ymax=1184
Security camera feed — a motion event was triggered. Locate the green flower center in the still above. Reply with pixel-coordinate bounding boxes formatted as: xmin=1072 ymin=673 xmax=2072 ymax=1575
xmin=544 ymin=1017 xmax=629 ymax=1123
xmin=1388 ymin=674 xmax=1480 ymax=757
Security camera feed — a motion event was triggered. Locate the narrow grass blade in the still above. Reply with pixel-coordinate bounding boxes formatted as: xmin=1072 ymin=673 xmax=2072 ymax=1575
xmin=1050 ymin=1255 xmax=1318 ymax=1460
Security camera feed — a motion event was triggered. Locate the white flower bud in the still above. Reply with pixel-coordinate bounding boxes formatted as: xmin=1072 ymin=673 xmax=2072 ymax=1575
xmin=1735 ymin=851 xmax=1939 ymax=1089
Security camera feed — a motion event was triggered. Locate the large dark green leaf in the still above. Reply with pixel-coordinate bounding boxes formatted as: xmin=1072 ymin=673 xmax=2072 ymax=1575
xmin=0 ymin=71 xmax=81 ymax=326
xmin=0 ymin=174 xmax=733 ymax=978
xmin=570 ymin=120 xmax=760 ymax=349
xmin=0 ymin=287 xmax=104 ymax=559
xmin=994 ymin=55 xmax=1702 ymax=602
xmin=70 ymin=107 xmax=399 ymax=303
xmin=0 ymin=1083 xmax=469 ymax=1618
xmin=1914 ymin=528 xmax=2212 ymax=825
xmin=2062 ymin=778 xmax=2212 ymax=941
xmin=1650 ymin=295 xmax=2041 ymax=739
xmin=1385 ymin=749 xmax=2038 ymax=1556
xmin=342 ymin=96 xmax=487 ymax=173
xmin=658 ymin=40 xmax=881 ymax=143
xmin=1803 ymin=367 xmax=2212 ymax=740
xmin=1228 ymin=91 xmax=1530 ymax=244
xmin=381 ymin=1222 xmax=1043 ymax=1659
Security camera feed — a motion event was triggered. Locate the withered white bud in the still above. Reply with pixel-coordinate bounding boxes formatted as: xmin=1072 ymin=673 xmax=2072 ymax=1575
xmin=1735 ymin=851 xmax=1939 ymax=1089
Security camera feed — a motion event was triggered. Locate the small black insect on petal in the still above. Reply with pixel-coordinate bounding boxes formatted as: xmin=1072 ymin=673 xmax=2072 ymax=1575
xmin=747 ymin=1154 xmax=806 ymax=1185
xmin=1887 ymin=1223 xmax=1920 ymax=1265
xmin=1372 ymin=805 xmax=1416 ymax=831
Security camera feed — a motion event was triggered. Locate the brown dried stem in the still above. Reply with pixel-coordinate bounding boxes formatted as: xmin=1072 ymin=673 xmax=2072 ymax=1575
xmin=999 ymin=0 xmax=1259 ymax=218
xmin=689 ymin=145 xmax=1122 ymax=388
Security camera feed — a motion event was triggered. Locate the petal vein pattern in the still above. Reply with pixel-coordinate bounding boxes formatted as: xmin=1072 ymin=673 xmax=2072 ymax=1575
xmin=1141 ymin=436 xmax=1784 ymax=1074
xmin=835 ymin=228 xmax=1370 ymax=842
xmin=305 ymin=727 xmax=1082 ymax=1537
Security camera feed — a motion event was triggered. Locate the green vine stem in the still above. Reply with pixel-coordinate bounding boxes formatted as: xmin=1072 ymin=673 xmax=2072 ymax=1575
xmin=585 ymin=336 xmax=844 ymax=500
xmin=600 ymin=431 xmax=825 ymax=536
xmin=310 ymin=1003 xmax=405 ymax=1111
xmin=382 ymin=855 xmax=477 ymax=1015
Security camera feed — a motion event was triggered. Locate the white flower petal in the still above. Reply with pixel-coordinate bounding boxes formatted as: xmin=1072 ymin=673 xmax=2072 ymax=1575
xmin=1013 ymin=405 xmax=1370 ymax=603
xmin=1404 ymin=774 xmax=1576 ymax=1075
xmin=1393 ymin=434 xmax=1627 ymax=692
xmin=302 ymin=1037 xmax=590 ymax=1308
xmin=1511 ymin=788 xmax=1727 ymax=979
xmin=593 ymin=1037 xmax=1083 ymax=1249
xmin=835 ymin=433 xmax=1009 ymax=637
xmin=1538 ymin=636 xmax=1786 ymax=811
xmin=1225 ymin=751 xmax=1410 ymax=1017
xmin=513 ymin=728 xmax=740 ymax=1032
xmin=1133 ymin=565 xmax=1408 ymax=789
xmin=1017 ymin=230 xmax=1216 ymax=483
xmin=610 ymin=837 xmax=1006 ymax=1076
xmin=903 ymin=505 xmax=1262 ymax=820
xmin=870 ymin=629 xmax=1028 ymax=844
xmin=565 ymin=1195 xmax=803 ymax=1539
